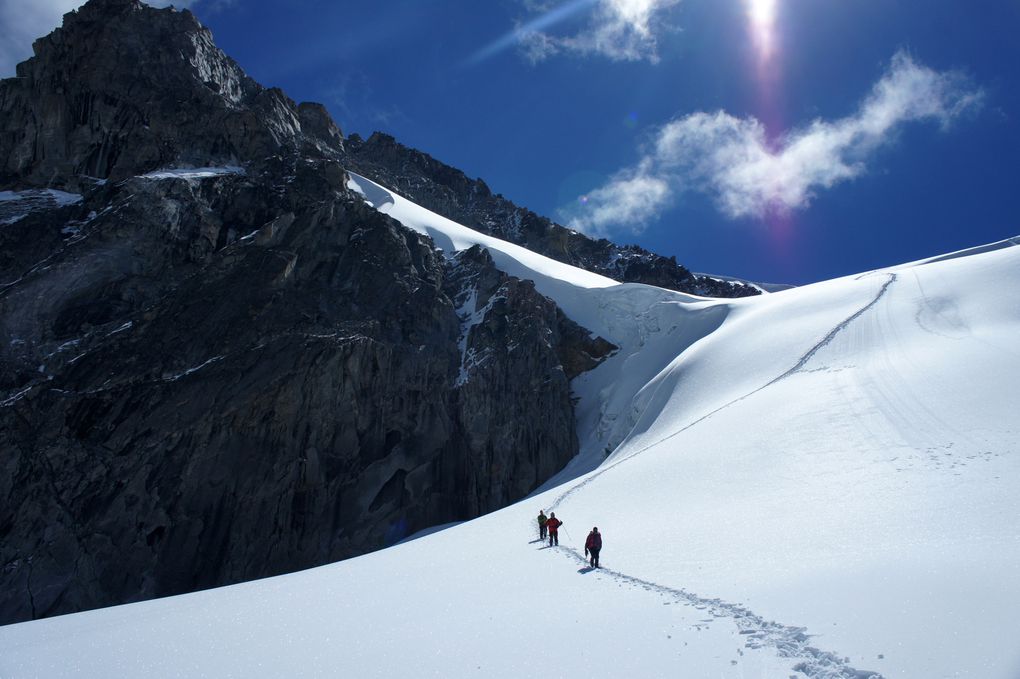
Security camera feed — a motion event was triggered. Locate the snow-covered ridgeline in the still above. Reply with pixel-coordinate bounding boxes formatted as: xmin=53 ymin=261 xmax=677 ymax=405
xmin=346 ymin=171 xmax=718 ymax=470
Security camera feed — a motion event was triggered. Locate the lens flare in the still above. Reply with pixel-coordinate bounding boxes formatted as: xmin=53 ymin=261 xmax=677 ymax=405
xmin=743 ymin=0 xmax=791 ymax=245
xmin=466 ymin=0 xmax=599 ymax=64
xmin=746 ymin=0 xmax=778 ymax=63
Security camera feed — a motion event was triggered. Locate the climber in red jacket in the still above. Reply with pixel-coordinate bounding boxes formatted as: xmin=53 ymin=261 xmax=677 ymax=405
xmin=584 ymin=527 xmax=602 ymax=568
xmin=546 ymin=512 xmax=563 ymax=546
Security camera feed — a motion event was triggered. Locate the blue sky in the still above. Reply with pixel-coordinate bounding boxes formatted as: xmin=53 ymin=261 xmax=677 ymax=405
xmin=3 ymin=0 xmax=1018 ymax=284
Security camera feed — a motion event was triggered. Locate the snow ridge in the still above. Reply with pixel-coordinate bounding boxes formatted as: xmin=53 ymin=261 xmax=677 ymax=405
xmin=765 ymin=273 xmax=897 ymax=385
xmin=536 ymin=271 xmax=904 ymax=673
xmin=548 ymin=273 xmax=898 ymax=510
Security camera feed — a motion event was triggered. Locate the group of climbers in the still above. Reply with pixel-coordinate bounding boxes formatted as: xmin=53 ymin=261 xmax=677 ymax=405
xmin=536 ymin=510 xmax=602 ymax=568
xmin=538 ymin=510 xmax=562 ymax=546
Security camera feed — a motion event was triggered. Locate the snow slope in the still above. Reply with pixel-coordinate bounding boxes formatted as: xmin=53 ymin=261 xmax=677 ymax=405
xmin=2 ymin=176 xmax=1018 ymax=679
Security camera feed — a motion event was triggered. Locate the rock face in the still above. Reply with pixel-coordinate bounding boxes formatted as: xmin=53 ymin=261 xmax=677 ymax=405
xmin=0 ymin=0 xmax=341 ymax=191
xmin=0 ymin=167 xmax=614 ymax=625
xmin=0 ymin=0 xmax=615 ymax=624
xmin=346 ymin=133 xmax=762 ymax=298
xmin=443 ymin=246 xmax=617 ymax=514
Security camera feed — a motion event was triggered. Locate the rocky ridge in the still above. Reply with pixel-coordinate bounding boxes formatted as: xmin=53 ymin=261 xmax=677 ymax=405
xmin=0 ymin=0 xmax=614 ymax=624
xmin=345 ymin=132 xmax=762 ymax=298
xmin=0 ymin=0 xmax=342 ymax=191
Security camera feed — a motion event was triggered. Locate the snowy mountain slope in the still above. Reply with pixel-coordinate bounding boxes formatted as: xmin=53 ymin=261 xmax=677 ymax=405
xmin=545 ymin=247 xmax=1020 ymax=678
xmin=348 ymin=173 xmax=1020 ymax=677
xmin=344 ymin=133 xmax=762 ymax=299
xmin=2 ymin=176 xmax=1018 ymax=679
xmin=347 ymin=172 xmax=729 ymax=483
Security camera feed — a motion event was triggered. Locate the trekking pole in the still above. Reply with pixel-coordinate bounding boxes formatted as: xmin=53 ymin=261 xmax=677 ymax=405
xmin=562 ymin=527 xmax=573 ymax=543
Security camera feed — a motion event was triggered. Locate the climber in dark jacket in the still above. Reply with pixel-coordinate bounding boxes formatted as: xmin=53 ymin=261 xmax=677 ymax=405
xmin=584 ymin=527 xmax=602 ymax=568
xmin=538 ymin=510 xmax=548 ymax=540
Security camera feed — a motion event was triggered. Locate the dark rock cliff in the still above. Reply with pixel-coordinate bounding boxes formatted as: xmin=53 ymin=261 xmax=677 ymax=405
xmin=0 ymin=0 xmax=341 ymax=190
xmin=345 ymin=133 xmax=761 ymax=298
xmin=0 ymin=0 xmax=615 ymax=624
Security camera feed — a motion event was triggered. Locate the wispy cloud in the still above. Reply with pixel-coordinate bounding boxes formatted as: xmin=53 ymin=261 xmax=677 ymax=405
xmin=469 ymin=0 xmax=680 ymax=65
xmin=529 ymin=0 xmax=681 ymax=63
xmin=564 ymin=51 xmax=984 ymax=235
xmin=467 ymin=0 xmax=597 ymax=65
xmin=572 ymin=160 xmax=672 ymax=237
xmin=0 ymin=0 xmax=208 ymax=77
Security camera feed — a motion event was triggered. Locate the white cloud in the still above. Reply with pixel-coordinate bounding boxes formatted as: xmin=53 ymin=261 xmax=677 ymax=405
xmin=0 ymin=0 xmax=203 ymax=77
xmin=568 ymin=161 xmax=672 ymax=237
xmin=519 ymin=30 xmax=559 ymax=64
xmin=523 ymin=0 xmax=681 ymax=64
xmin=566 ymin=51 xmax=983 ymax=234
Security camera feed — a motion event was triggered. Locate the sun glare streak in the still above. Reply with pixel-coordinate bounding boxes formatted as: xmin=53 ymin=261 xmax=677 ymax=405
xmin=743 ymin=0 xmax=789 ymax=243
xmin=746 ymin=0 xmax=778 ymax=63
xmin=466 ymin=0 xmax=599 ymax=65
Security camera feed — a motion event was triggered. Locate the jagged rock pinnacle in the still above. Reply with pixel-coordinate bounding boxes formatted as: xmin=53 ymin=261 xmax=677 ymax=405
xmin=0 ymin=0 xmax=343 ymax=190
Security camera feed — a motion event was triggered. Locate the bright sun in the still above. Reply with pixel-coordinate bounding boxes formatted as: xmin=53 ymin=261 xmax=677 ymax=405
xmin=748 ymin=0 xmax=777 ymax=26
xmin=746 ymin=0 xmax=778 ymax=61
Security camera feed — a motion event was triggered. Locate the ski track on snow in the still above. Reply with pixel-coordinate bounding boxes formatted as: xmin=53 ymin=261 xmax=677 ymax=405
xmin=765 ymin=274 xmax=897 ymax=384
xmin=550 ymin=273 xmax=898 ymax=507
xmin=549 ymin=545 xmax=881 ymax=679
xmin=543 ymin=274 xmax=898 ymax=678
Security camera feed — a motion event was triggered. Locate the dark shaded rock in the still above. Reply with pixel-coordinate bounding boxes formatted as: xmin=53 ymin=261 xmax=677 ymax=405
xmin=0 ymin=161 xmax=614 ymax=624
xmin=441 ymin=246 xmax=615 ymax=513
xmin=0 ymin=0 xmax=342 ymax=190
xmin=345 ymin=132 xmax=761 ymax=298
xmin=298 ymin=101 xmax=345 ymax=155
xmin=0 ymin=10 xmax=617 ymax=619
xmin=0 ymin=0 xmax=646 ymax=627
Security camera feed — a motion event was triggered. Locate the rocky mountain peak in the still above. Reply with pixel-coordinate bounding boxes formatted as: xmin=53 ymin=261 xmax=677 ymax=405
xmin=22 ymin=0 xmax=248 ymax=102
xmin=1 ymin=0 xmax=343 ymax=190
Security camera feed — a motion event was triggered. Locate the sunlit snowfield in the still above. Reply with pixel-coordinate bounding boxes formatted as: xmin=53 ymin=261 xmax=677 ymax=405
xmin=2 ymin=174 xmax=1018 ymax=679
